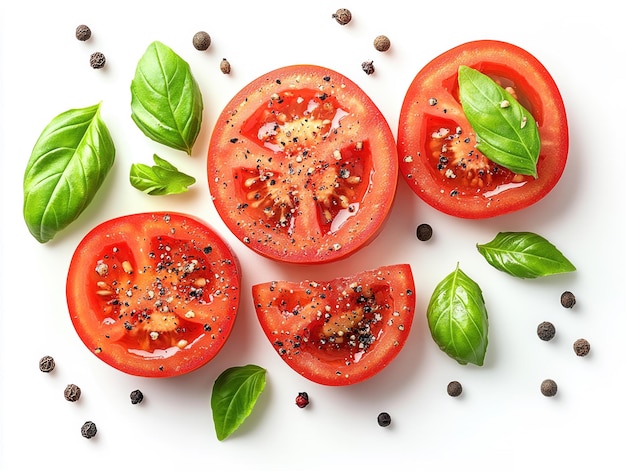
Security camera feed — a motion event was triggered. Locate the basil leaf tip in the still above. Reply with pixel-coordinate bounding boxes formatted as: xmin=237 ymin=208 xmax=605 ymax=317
xmin=427 ymin=264 xmax=488 ymax=366
xmin=211 ymin=364 xmax=266 ymax=441
xmin=477 ymin=231 xmax=576 ymax=278
xmin=130 ymin=40 xmax=203 ymax=155
xmin=458 ymin=65 xmax=540 ymax=178
xmin=130 ymin=154 xmax=196 ymax=195
xmin=23 ymin=102 xmax=116 ymax=243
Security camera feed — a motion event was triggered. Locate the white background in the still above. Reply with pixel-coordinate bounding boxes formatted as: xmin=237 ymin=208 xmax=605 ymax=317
xmin=1 ymin=1 xmax=624 ymax=469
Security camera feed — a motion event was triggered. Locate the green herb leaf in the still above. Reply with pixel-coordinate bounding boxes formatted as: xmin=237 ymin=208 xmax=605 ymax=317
xmin=130 ymin=154 xmax=196 ymax=195
xmin=130 ymin=41 xmax=203 ymax=155
xmin=23 ymin=103 xmax=115 ymax=243
xmin=458 ymin=65 xmax=540 ymax=177
xmin=427 ymin=264 xmax=488 ymax=366
xmin=477 ymin=231 xmax=576 ymax=278
xmin=211 ymin=365 xmax=266 ymax=441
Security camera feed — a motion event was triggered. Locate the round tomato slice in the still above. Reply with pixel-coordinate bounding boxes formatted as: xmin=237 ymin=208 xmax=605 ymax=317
xmin=398 ymin=40 xmax=568 ymax=218
xmin=207 ymin=65 xmax=398 ymax=264
xmin=252 ymin=264 xmax=415 ymax=386
xmin=66 ymin=212 xmax=241 ymax=377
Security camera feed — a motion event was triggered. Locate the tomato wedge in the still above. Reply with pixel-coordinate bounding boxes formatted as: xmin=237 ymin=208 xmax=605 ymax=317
xmin=252 ymin=264 xmax=415 ymax=386
xmin=398 ymin=40 xmax=569 ymax=218
xmin=207 ymin=65 xmax=398 ymax=264
xmin=66 ymin=212 xmax=241 ymax=377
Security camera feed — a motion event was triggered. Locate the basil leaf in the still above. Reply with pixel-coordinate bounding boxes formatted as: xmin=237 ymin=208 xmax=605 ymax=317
xmin=458 ymin=66 xmax=540 ymax=177
xmin=130 ymin=41 xmax=203 ymax=155
xmin=477 ymin=231 xmax=576 ymax=278
xmin=23 ymin=103 xmax=115 ymax=244
xmin=130 ymin=154 xmax=196 ymax=195
xmin=211 ymin=364 xmax=266 ymax=441
xmin=427 ymin=264 xmax=488 ymax=366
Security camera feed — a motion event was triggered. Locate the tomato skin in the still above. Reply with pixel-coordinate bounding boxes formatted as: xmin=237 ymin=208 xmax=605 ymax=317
xmin=208 ymin=64 xmax=398 ymax=264
xmin=398 ymin=40 xmax=568 ymax=218
xmin=252 ymin=264 xmax=415 ymax=386
xmin=66 ymin=212 xmax=241 ymax=378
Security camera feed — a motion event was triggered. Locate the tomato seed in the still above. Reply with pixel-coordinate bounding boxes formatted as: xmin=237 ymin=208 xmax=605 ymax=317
xmin=122 ymin=260 xmax=133 ymax=274
xmin=573 ymin=338 xmax=590 ymax=357
xmin=38 ymin=355 xmax=55 ymax=373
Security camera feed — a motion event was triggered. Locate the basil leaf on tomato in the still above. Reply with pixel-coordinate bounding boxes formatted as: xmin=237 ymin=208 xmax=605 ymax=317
xmin=476 ymin=232 xmax=576 ymax=278
xmin=458 ymin=65 xmax=540 ymax=177
xmin=130 ymin=154 xmax=196 ymax=195
xmin=427 ymin=264 xmax=488 ymax=366
xmin=23 ymin=102 xmax=115 ymax=244
xmin=130 ymin=41 xmax=203 ymax=155
xmin=211 ymin=364 xmax=266 ymax=441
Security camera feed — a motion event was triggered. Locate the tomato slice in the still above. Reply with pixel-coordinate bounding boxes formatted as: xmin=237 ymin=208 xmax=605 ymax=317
xmin=252 ymin=264 xmax=415 ymax=386
xmin=207 ymin=65 xmax=398 ymax=264
xmin=66 ymin=212 xmax=241 ymax=377
xmin=398 ymin=40 xmax=569 ymax=218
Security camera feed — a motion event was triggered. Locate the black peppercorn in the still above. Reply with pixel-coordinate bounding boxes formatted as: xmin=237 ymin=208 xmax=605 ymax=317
xmin=193 ymin=31 xmax=211 ymax=51
xmin=220 ymin=58 xmax=231 ymax=74
xmin=373 ymin=35 xmax=391 ymax=52
xmin=64 ymin=384 xmax=81 ymax=402
xmin=39 ymin=355 xmax=55 ymax=373
xmin=75 ymin=25 xmax=91 ymax=41
xmin=560 ymin=291 xmax=576 ymax=308
xmin=573 ymin=338 xmax=590 ymax=357
xmin=130 ymin=389 xmax=144 ymax=405
xmin=540 ymin=379 xmax=558 ymax=397
xmin=81 ymin=421 xmax=97 ymax=439
xmin=377 ymin=412 xmax=391 ymax=427
xmin=416 ymin=223 xmax=433 ymax=241
xmin=361 ymin=61 xmax=375 ymax=75
xmin=89 ymin=52 xmax=106 ymax=69
xmin=447 ymin=380 xmax=463 ymax=397
xmin=537 ymin=321 xmax=556 ymax=341
xmin=295 ymin=392 xmax=309 ymax=408
xmin=332 ymin=8 xmax=352 ymax=25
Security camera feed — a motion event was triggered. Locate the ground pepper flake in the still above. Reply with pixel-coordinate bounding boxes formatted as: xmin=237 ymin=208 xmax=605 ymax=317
xmin=39 ymin=355 xmax=55 ymax=373
xmin=573 ymin=338 xmax=590 ymax=357
xmin=537 ymin=321 xmax=556 ymax=341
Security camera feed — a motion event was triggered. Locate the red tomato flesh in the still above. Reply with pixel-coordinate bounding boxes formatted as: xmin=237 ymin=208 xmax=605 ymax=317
xmin=66 ymin=212 xmax=241 ymax=377
xmin=252 ymin=264 xmax=416 ymax=386
xmin=208 ymin=65 xmax=398 ymax=264
xmin=398 ymin=40 xmax=569 ymax=218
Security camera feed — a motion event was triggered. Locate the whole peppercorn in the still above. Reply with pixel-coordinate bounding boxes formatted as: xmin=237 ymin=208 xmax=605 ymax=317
xmin=447 ymin=380 xmax=463 ymax=397
xmin=377 ymin=412 xmax=392 ymax=427
xmin=64 ymin=384 xmax=81 ymax=402
xmin=416 ymin=223 xmax=433 ymax=241
xmin=573 ymin=338 xmax=591 ymax=357
xmin=361 ymin=61 xmax=375 ymax=75
xmin=373 ymin=35 xmax=391 ymax=52
xmin=39 ymin=355 xmax=55 ymax=373
xmin=89 ymin=52 xmax=106 ymax=69
xmin=193 ymin=31 xmax=211 ymax=51
xmin=81 ymin=421 xmax=97 ymax=439
xmin=560 ymin=291 xmax=576 ymax=308
xmin=332 ymin=8 xmax=352 ymax=25
xmin=75 ymin=25 xmax=91 ymax=41
xmin=540 ymin=379 xmax=558 ymax=397
xmin=130 ymin=389 xmax=144 ymax=405
xmin=295 ymin=392 xmax=309 ymax=408
xmin=220 ymin=58 xmax=231 ymax=74
xmin=537 ymin=321 xmax=556 ymax=341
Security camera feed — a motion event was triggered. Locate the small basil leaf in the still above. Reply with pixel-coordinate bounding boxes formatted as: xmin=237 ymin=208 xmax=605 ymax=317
xmin=130 ymin=154 xmax=196 ymax=195
xmin=477 ymin=231 xmax=576 ymax=278
xmin=427 ymin=264 xmax=488 ymax=366
xmin=23 ymin=103 xmax=115 ymax=243
xmin=130 ymin=41 xmax=203 ymax=155
xmin=458 ymin=66 xmax=540 ymax=177
xmin=211 ymin=364 xmax=266 ymax=441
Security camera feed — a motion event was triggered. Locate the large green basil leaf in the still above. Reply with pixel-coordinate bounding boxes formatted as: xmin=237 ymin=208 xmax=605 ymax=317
xmin=211 ymin=364 xmax=266 ymax=441
xmin=130 ymin=41 xmax=203 ymax=155
xmin=427 ymin=265 xmax=488 ymax=366
xmin=477 ymin=231 xmax=576 ymax=278
xmin=23 ymin=103 xmax=115 ymax=243
xmin=130 ymin=154 xmax=196 ymax=195
xmin=458 ymin=66 xmax=540 ymax=177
